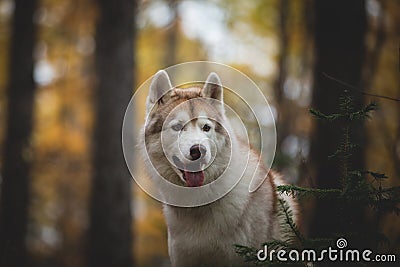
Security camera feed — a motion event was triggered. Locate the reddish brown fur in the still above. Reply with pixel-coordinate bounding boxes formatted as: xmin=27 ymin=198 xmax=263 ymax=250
xmin=146 ymin=86 xmax=224 ymax=136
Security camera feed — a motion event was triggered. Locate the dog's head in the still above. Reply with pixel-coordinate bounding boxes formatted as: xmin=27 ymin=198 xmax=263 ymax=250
xmin=143 ymin=71 xmax=231 ymax=187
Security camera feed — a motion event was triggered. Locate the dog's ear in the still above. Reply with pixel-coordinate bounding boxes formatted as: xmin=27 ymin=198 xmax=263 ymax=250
xmin=202 ymin=72 xmax=224 ymax=112
xmin=146 ymin=70 xmax=173 ymax=115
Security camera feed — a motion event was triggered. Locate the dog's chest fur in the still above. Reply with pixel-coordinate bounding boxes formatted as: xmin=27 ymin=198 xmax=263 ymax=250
xmin=163 ymin=171 xmax=282 ymax=267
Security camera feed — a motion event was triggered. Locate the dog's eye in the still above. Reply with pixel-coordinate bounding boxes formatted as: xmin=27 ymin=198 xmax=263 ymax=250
xmin=172 ymin=123 xmax=183 ymax=131
xmin=202 ymin=124 xmax=211 ymax=132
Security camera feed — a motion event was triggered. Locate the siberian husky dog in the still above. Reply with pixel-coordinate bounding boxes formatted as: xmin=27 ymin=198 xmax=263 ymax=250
xmin=140 ymin=70 xmax=298 ymax=267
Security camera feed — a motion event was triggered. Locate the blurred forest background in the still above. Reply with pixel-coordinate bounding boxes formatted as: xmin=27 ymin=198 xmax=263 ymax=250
xmin=0 ymin=0 xmax=399 ymax=267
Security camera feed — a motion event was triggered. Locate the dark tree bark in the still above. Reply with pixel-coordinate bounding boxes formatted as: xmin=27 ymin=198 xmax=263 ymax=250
xmin=274 ymin=0 xmax=290 ymax=157
xmin=310 ymin=0 xmax=367 ymax=239
xmin=274 ymin=0 xmax=289 ymax=105
xmin=88 ymin=0 xmax=136 ymax=267
xmin=0 ymin=0 xmax=38 ymax=266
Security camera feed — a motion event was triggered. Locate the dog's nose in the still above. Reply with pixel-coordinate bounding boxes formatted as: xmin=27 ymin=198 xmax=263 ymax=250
xmin=190 ymin=144 xmax=206 ymax=161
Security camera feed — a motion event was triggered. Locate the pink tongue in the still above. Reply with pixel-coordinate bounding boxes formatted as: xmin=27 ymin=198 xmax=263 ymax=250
xmin=184 ymin=171 xmax=204 ymax=187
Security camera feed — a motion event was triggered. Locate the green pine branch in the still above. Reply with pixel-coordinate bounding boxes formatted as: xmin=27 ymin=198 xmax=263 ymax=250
xmin=277 ymin=198 xmax=305 ymax=245
xmin=309 ymin=108 xmax=341 ymax=121
xmin=348 ymin=102 xmax=378 ymax=121
xmin=366 ymin=171 xmax=388 ymax=180
xmin=309 ymin=102 xmax=377 ymax=122
xmin=277 ymin=185 xmax=341 ymax=199
xmin=328 ymin=143 xmax=358 ymax=159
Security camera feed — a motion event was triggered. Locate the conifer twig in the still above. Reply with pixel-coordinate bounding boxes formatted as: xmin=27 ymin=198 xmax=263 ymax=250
xmin=322 ymin=72 xmax=400 ymax=103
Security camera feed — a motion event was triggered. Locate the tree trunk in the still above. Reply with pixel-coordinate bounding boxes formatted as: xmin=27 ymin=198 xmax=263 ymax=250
xmin=274 ymin=0 xmax=290 ymax=159
xmin=0 ymin=0 xmax=38 ymax=266
xmin=310 ymin=0 xmax=367 ymax=238
xmin=88 ymin=0 xmax=136 ymax=267
xmin=164 ymin=0 xmax=179 ymax=67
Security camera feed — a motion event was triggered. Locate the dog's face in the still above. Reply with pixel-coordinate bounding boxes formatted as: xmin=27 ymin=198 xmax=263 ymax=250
xmin=144 ymin=71 xmax=231 ymax=187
